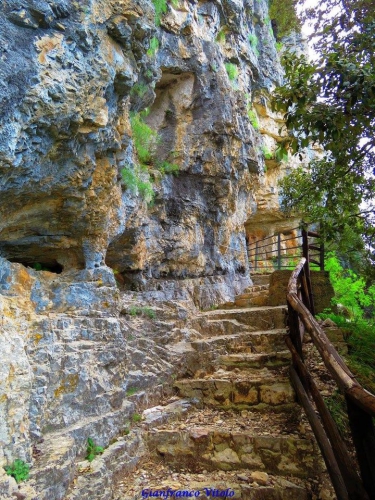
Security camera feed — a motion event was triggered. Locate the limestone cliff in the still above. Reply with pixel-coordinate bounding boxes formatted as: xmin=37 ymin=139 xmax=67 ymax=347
xmin=0 ymin=0 xmax=296 ymax=498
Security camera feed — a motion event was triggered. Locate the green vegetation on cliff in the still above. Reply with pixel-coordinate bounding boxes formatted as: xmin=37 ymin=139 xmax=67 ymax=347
xmin=4 ymin=460 xmax=30 ymax=483
xmin=122 ymin=111 xmax=179 ymax=203
xmin=269 ymin=0 xmax=301 ymax=39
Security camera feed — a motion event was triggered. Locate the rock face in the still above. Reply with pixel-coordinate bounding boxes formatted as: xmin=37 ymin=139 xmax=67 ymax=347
xmin=0 ymin=0 xmax=284 ymax=288
xmin=0 ymin=0 xmax=301 ymax=498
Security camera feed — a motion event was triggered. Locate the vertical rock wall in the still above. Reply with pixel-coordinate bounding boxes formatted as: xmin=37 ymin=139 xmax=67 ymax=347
xmin=0 ymin=0 xmax=296 ymax=497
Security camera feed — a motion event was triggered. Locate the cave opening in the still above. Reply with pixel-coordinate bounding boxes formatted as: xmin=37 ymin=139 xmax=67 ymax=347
xmin=9 ymin=259 xmax=64 ymax=274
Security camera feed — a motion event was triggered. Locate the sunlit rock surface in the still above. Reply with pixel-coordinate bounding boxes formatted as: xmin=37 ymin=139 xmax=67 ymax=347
xmin=0 ymin=0 xmax=300 ymax=497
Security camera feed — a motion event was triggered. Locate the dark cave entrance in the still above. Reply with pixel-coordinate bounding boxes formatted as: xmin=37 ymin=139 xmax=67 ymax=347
xmin=9 ymin=259 xmax=64 ymax=274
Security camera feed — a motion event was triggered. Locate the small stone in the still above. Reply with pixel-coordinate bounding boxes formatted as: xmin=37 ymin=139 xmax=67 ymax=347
xmin=250 ymin=471 xmax=269 ymax=485
xmin=237 ymin=474 xmax=249 ymax=481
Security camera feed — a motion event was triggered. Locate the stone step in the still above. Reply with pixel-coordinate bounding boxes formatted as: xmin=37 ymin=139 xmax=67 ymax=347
xmin=117 ymin=471 xmax=309 ymax=500
xmin=146 ymin=428 xmax=317 ymax=478
xmin=174 ymin=376 xmax=295 ymax=409
xmin=218 ymin=351 xmax=291 ymax=370
xmin=251 ymin=274 xmax=272 ymax=286
xmin=190 ymin=329 xmax=287 ymax=355
xmin=233 ymin=294 xmax=269 ymax=308
xmin=225 ymin=285 xmax=270 ymax=307
xmin=196 ymin=319 xmax=255 ymax=337
xmin=196 ymin=306 xmax=287 ymax=332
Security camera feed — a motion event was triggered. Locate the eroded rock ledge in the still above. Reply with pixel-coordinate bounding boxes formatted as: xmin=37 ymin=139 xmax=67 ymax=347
xmin=0 ymin=0 xmax=300 ymax=497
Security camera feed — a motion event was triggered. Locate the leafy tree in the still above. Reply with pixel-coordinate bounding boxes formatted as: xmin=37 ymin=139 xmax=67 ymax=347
xmin=273 ymin=0 xmax=375 ymax=274
xmin=269 ymin=0 xmax=301 ymax=39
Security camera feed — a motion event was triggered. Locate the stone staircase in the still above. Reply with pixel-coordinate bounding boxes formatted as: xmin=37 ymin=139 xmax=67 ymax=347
xmin=114 ymin=276 xmax=327 ymax=499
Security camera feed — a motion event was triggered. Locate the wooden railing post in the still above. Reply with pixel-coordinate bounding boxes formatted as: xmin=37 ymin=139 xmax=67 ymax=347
xmin=277 ymin=233 xmax=281 ymax=270
xmin=255 ymin=240 xmax=258 ymax=271
xmin=290 ymin=367 xmax=350 ymax=500
xmin=320 ymin=241 xmax=325 ymax=271
xmin=287 ymin=303 xmax=303 ymax=359
xmin=302 ymin=228 xmax=316 ymax=316
xmin=286 ymin=256 xmax=375 ymax=499
xmin=346 ymin=396 xmax=375 ymax=499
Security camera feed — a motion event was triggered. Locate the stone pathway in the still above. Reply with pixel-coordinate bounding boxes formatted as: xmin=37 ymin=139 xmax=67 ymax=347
xmin=115 ymin=275 xmax=329 ymax=499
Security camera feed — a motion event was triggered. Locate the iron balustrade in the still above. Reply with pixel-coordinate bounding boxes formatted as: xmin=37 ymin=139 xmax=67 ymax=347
xmin=247 ymin=226 xmax=324 ymax=274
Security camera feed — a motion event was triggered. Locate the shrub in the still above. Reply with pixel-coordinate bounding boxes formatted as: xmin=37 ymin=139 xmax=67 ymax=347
xmin=4 ymin=460 xmax=30 ymax=483
xmin=86 ymin=438 xmax=104 ymax=462
xmin=261 ymin=145 xmax=274 ymax=160
xmin=275 ymin=144 xmax=289 ymax=162
xmin=247 ymin=107 xmax=259 ymax=130
xmin=225 ymin=63 xmax=238 ymax=81
xmin=156 ymin=160 xmax=179 ymax=175
xmin=317 ymin=253 xmax=375 ymax=393
xmin=248 ymin=33 xmax=258 ymax=48
xmin=126 ymin=112 xmax=180 ymax=202
xmin=128 ymin=306 xmax=156 ymax=319
xmin=130 ymin=112 xmax=158 ymax=165
xmin=122 ymin=167 xmax=155 ymax=204
xmin=248 ymin=33 xmax=260 ymax=56
xmin=147 ymin=37 xmax=159 ymax=57
xmin=216 ymin=28 xmax=226 ymax=43
xmin=126 ymin=387 xmax=138 ymax=396
xmin=132 ymin=413 xmax=142 ymax=423
xmin=130 ymin=83 xmax=148 ymax=97
xmin=152 ymin=0 xmax=167 ymax=25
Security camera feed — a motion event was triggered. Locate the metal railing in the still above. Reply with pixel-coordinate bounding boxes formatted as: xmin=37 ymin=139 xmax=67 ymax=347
xmin=247 ymin=225 xmax=324 ymax=275
xmin=285 ymin=230 xmax=375 ymax=500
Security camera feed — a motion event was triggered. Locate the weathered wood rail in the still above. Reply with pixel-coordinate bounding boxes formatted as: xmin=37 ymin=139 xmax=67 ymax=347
xmin=286 ymin=231 xmax=375 ymax=500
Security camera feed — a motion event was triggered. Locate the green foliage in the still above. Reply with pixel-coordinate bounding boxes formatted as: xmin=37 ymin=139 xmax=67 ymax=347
xmin=32 ymin=263 xmax=50 ymax=271
xmin=261 ymin=145 xmax=273 ymax=160
xmin=247 ymin=105 xmax=259 ymax=130
xmin=122 ymin=167 xmax=155 ymax=204
xmin=147 ymin=37 xmax=159 ymax=57
xmin=128 ymin=306 xmax=156 ymax=319
xmin=130 ymin=112 xmax=179 ymax=176
xmin=248 ymin=33 xmax=259 ymax=56
xmin=86 ymin=438 xmax=104 ymax=462
xmin=275 ymin=42 xmax=283 ymax=52
xmin=224 ymin=63 xmax=238 ymax=82
xmin=4 ymin=460 xmax=30 ymax=484
xmin=125 ymin=112 xmax=179 ymax=202
xmin=216 ymin=28 xmax=226 ymax=44
xmin=130 ymin=112 xmax=157 ymax=165
xmin=132 ymin=413 xmax=142 ymax=423
xmin=156 ymin=161 xmax=179 ymax=176
xmin=274 ymin=144 xmax=288 ymax=163
xmin=318 ymin=253 xmax=375 ymax=393
xmin=269 ymin=0 xmax=301 ymax=39
xmin=152 ymin=0 xmax=167 ymax=25
xmin=273 ymin=1 xmax=375 ymax=269
xmin=324 ymin=253 xmax=375 ymax=317
xmin=126 ymin=387 xmax=138 ymax=396
xmin=130 ymin=83 xmax=148 ymax=97
xmin=248 ymin=33 xmax=258 ymax=48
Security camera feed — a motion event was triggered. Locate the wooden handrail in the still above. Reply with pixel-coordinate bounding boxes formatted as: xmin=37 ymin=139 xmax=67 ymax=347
xmin=287 ymin=259 xmax=375 ymax=417
xmin=286 ymin=249 xmax=375 ymax=500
